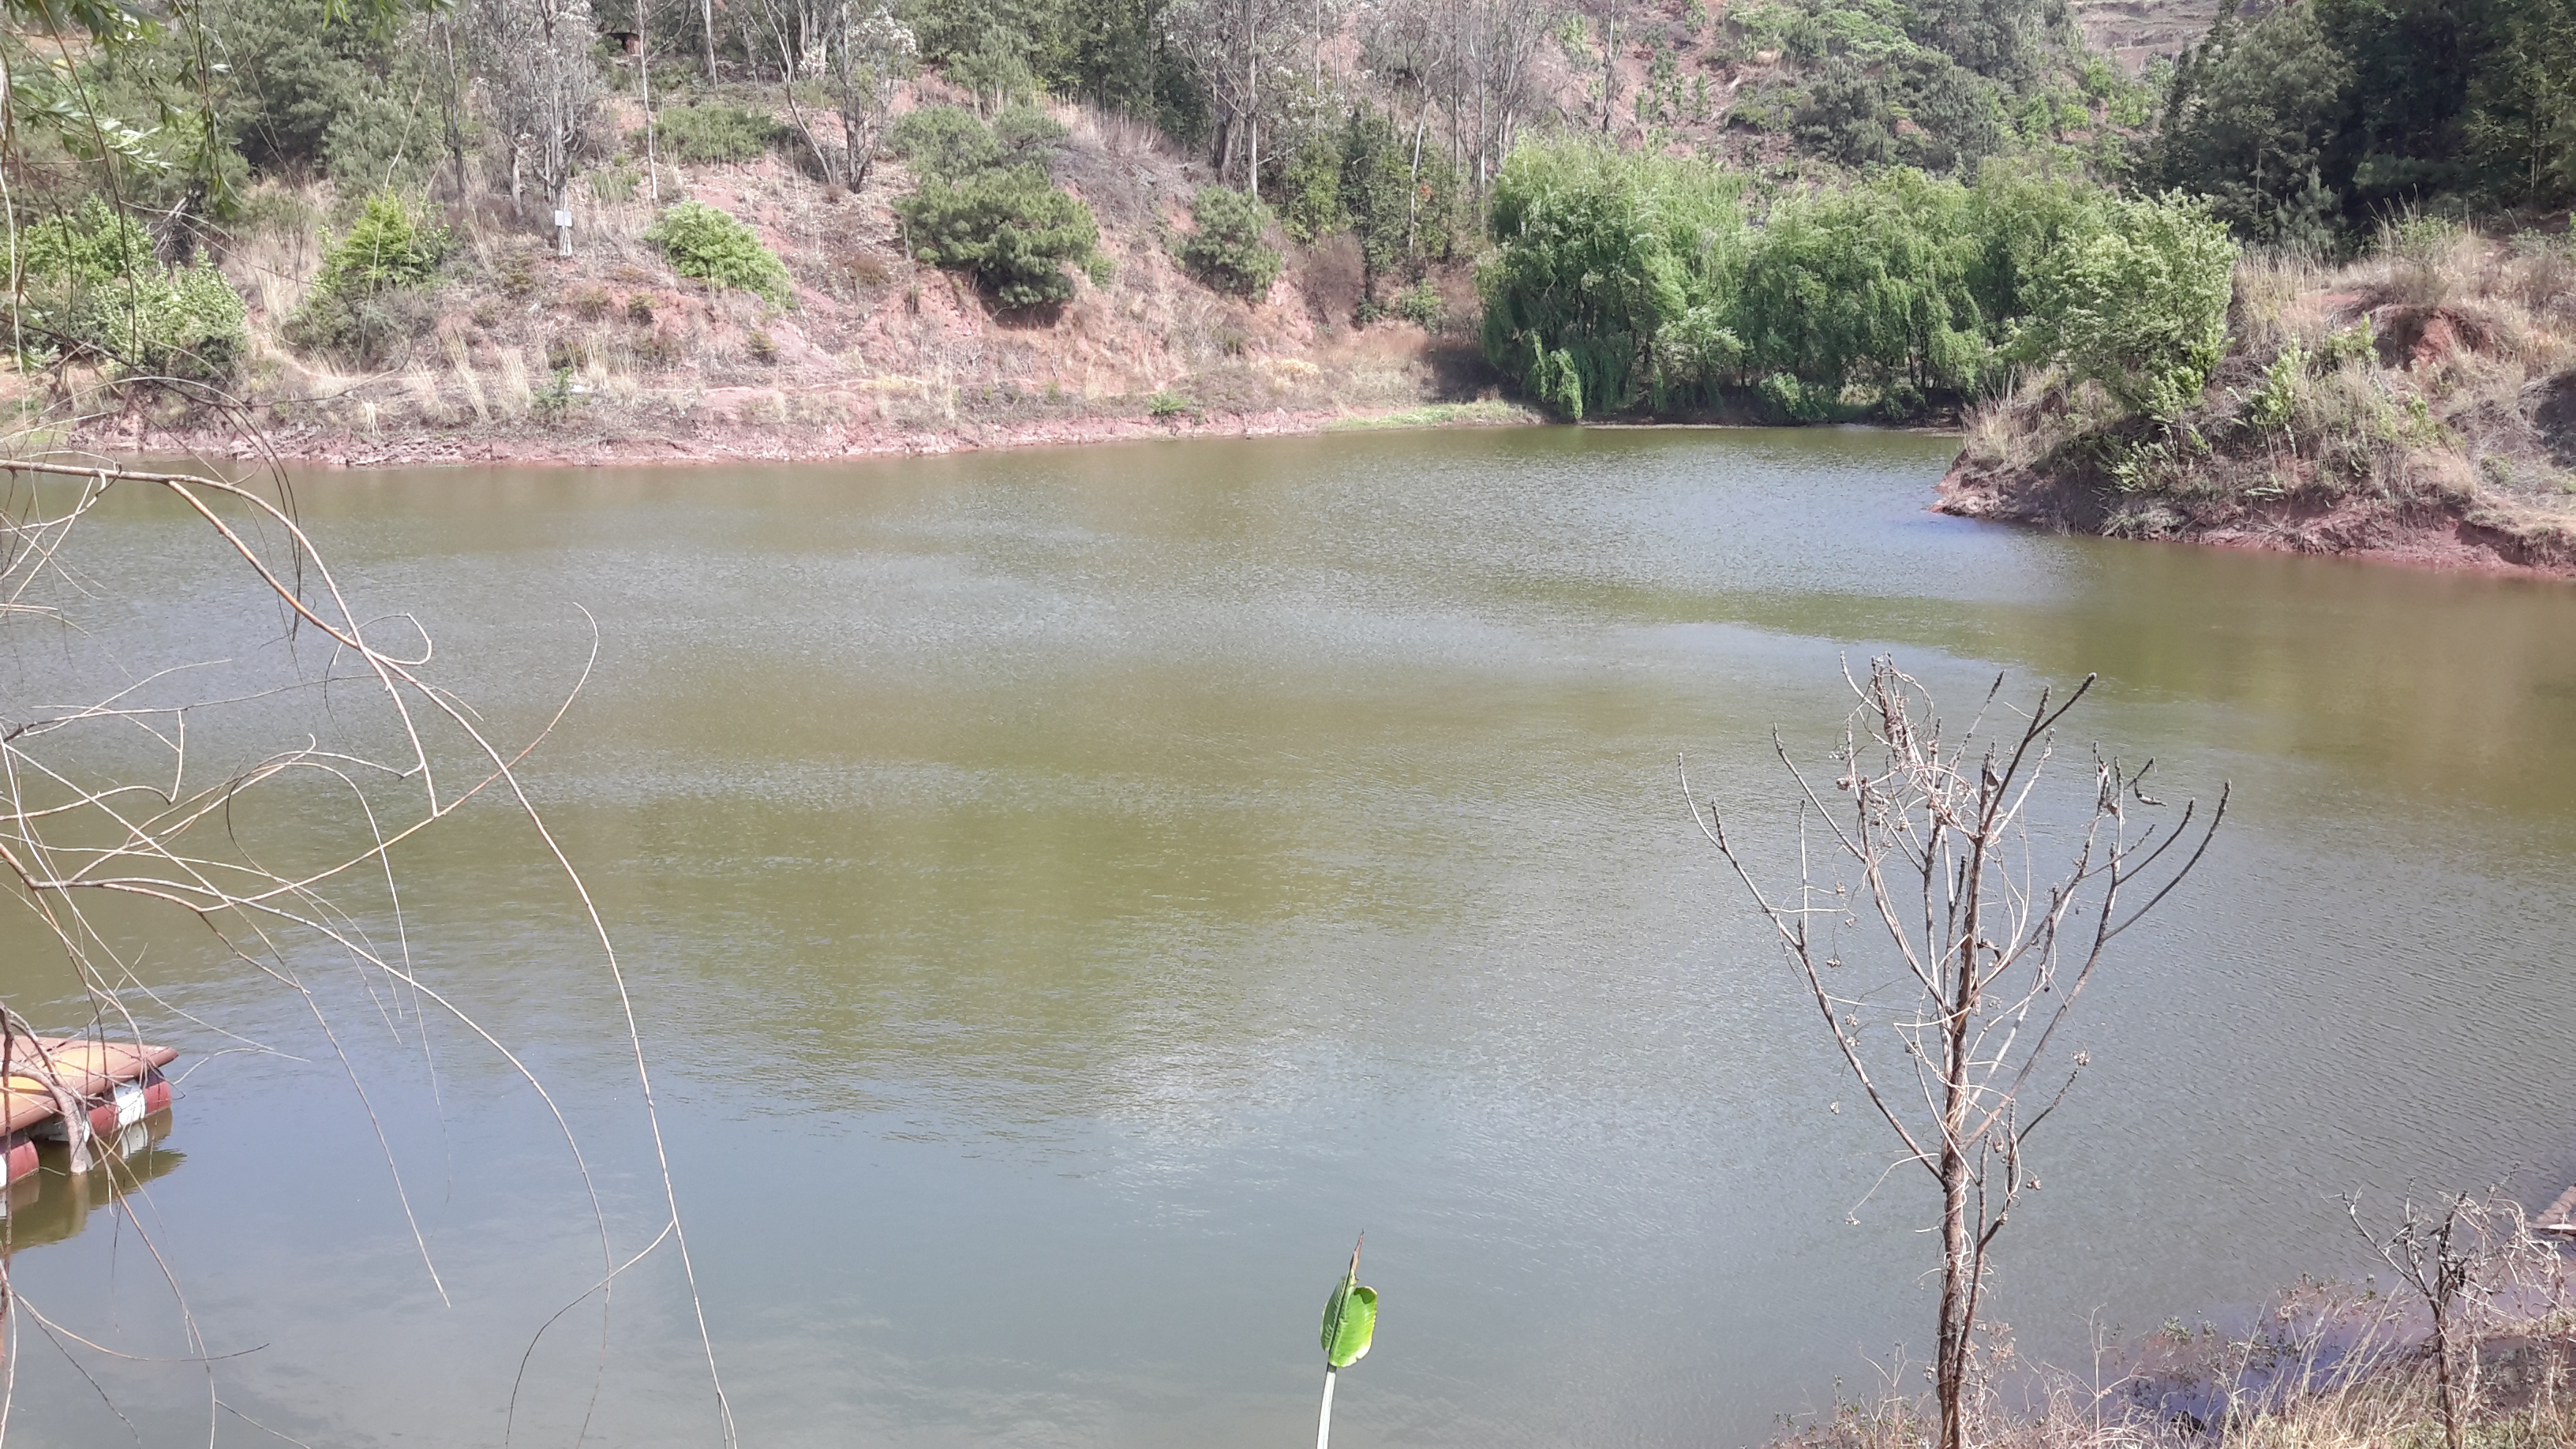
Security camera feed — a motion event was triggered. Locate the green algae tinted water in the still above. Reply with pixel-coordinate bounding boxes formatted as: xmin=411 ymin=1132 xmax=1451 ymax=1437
xmin=2 ymin=425 xmax=2573 ymax=1447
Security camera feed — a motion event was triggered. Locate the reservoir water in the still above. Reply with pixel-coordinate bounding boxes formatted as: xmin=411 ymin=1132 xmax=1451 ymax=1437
xmin=2 ymin=425 xmax=2570 ymax=1447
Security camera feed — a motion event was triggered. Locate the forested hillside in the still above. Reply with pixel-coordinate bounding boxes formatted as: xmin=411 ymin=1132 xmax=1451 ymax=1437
xmin=2 ymin=0 xmax=2572 ymax=515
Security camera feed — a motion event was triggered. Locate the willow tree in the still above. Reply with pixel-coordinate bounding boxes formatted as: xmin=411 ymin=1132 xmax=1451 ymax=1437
xmin=1692 ymin=658 xmax=2223 ymax=1449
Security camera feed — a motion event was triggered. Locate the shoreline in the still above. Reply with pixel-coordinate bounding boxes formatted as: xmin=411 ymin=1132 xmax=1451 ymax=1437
xmin=98 ymin=398 xmax=1544 ymax=472
xmin=57 ymin=403 xmax=2576 ymax=585
xmin=1936 ymin=454 xmax=2576 ymax=583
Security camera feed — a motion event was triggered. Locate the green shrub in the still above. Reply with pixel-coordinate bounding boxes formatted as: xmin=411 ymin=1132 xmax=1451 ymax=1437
xmin=13 ymin=197 xmax=157 ymax=286
xmin=1477 ymin=139 xmax=1747 ymax=417
xmin=1276 ymin=141 xmax=1346 ymax=242
xmin=897 ymin=166 xmax=1099 ymax=309
xmin=889 ymin=105 xmax=1001 ymax=180
xmin=650 ymin=103 xmax=786 ymax=164
xmin=991 ymin=107 xmax=1069 ymax=166
xmin=1732 ymin=168 xmax=1995 ymax=399
xmin=2015 ymin=192 xmax=2237 ymax=423
xmin=286 ymin=192 xmax=452 ymax=365
xmin=9 ymin=199 xmax=247 ymax=382
xmin=1393 ymin=279 xmax=1444 ymax=329
xmin=645 ymin=200 xmax=796 ymax=305
xmin=1758 ymin=371 xmax=1830 ymax=421
xmin=81 ymin=265 xmax=249 ymax=382
xmin=1178 ymin=186 xmax=1282 ymax=297
xmin=314 ymin=191 xmax=451 ymax=294
xmin=949 ymin=41 xmax=1036 ymax=111
xmin=284 ymin=283 xmax=442 ymax=367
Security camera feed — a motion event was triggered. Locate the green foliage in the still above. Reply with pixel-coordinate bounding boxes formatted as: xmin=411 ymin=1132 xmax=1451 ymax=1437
xmin=1338 ymin=103 xmax=1416 ymax=286
xmin=1795 ymin=57 xmax=1899 ymax=167
xmin=1275 ymin=141 xmax=1347 ymax=242
xmin=1734 ymin=0 xmax=1925 ymax=65
xmin=1733 ymin=168 xmax=1997 ymax=402
xmin=1335 ymin=102 xmax=1455 ymax=292
xmin=2245 ymin=341 xmax=2306 ymax=429
xmin=891 ymin=0 xmax=1200 ymax=137
xmin=897 ymin=166 xmax=1099 ymax=308
xmin=889 ymin=105 xmax=1002 ymax=180
xmin=12 ymin=197 xmax=157 ymax=286
xmin=1477 ymin=140 xmax=1746 ymax=418
xmin=2016 ymin=192 xmax=2238 ymax=422
xmin=990 ymin=106 xmax=1070 ymax=165
xmin=286 ymin=190 xmax=451 ymax=365
xmin=313 ymin=191 xmax=451 ymax=294
xmin=2149 ymin=0 xmax=2576 ymax=230
xmin=1392 ymin=280 xmax=1443 ymax=329
xmin=2152 ymin=3 xmax=2351 ymax=245
xmin=204 ymin=0 xmax=401 ymax=174
xmin=1474 ymin=140 xmax=2240 ymax=425
xmin=651 ymin=103 xmax=786 ymax=164
xmin=1320 ymin=1278 xmax=1376 ymax=1368
xmin=1758 ymin=371 xmax=1829 ymax=421
xmin=645 ymin=201 xmax=796 ymax=305
xmin=10 ymin=201 xmax=247 ymax=381
xmin=1177 ymin=186 xmax=1282 ymax=297
xmin=83 ymin=264 xmax=249 ymax=381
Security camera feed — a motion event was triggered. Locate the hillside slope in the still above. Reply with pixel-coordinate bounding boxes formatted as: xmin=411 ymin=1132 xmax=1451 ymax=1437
xmin=60 ymin=89 xmax=1509 ymax=467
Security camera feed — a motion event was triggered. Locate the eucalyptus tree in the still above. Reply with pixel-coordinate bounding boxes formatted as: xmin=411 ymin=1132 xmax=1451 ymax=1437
xmin=1166 ymin=0 xmax=1308 ymax=187
xmin=473 ymin=0 xmax=601 ymax=255
xmin=754 ymin=0 xmax=917 ymax=189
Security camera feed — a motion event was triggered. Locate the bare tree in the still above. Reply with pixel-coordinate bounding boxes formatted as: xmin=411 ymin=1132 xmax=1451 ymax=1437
xmin=474 ymin=0 xmax=600 ymax=255
xmin=2347 ymin=1188 xmax=2560 ymax=1449
xmin=1690 ymin=657 xmax=2226 ymax=1449
xmin=757 ymin=0 xmax=914 ymax=192
xmin=1361 ymin=0 xmax=1553 ymax=207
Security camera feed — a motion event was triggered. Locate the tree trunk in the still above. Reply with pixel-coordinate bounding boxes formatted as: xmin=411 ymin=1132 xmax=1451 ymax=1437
xmin=1934 ymin=818 xmax=1990 ymax=1449
xmin=1245 ymin=22 xmax=1260 ymax=193
xmin=704 ymin=0 xmax=719 ymax=83
xmin=1601 ymin=17 xmax=1616 ymax=134
xmin=636 ymin=0 xmax=658 ymax=204
xmin=1405 ymin=101 xmax=1426 ymax=256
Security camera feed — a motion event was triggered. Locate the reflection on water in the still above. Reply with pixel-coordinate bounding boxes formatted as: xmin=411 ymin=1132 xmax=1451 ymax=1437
xmin=0 ymin=426 xmax=2570 ymax=1447
xmin=2 ymin=1114 xmax=182 ymax=1252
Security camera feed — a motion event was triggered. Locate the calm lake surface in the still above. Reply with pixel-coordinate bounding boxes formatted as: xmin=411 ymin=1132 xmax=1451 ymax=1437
xmin=3 ymin=425 xmax=2572 ymax=1447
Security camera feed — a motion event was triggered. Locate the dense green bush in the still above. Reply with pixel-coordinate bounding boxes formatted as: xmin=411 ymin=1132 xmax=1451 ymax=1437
xmin=1476 ymin=140 xmax=1747 ymax=417
xmin=645 ymin=200 xmax=796 ymax=305
xmin=1477 ymin=140 xmax=2226 ymax=423
xmin=13 ymin=197 xmax=158 ymax=286
xmin=315 ymin=191 xmax=451 ymax=293
xmin=1732 ymin=168 xmax=1994 ymax=402
xmin=2012 ymin=192 xmax=2238 ymax=422
xmin=650 ymin=103 xmax=787 ymax=164
xmin=286 ymin=192 xmax=452 ymax=365
xmin=889 ymin=105 xmax=1002 ymax=180
xmin=990 ymin=107 xmax=1070 ymax=166
xmin=9 ymin=198 xmax=248 ymax=382
xmin=897 ymin=166 xmax=1099 ymax=308
xmin=1177 ymin=186 xmax=1282 ymax=298
xmin=1275 ymin=142 xmax=1346 ymax=242
xmin=80 ymin=265 xmax=249 ymax=381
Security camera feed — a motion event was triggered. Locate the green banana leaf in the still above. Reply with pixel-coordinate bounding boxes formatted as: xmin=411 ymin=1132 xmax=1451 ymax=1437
xmin=1320 ymin=1279 xmax=1377 ymax=1368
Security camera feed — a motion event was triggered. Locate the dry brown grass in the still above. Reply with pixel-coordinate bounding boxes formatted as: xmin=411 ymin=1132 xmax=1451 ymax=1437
xmin=1775 ymin=1306 xmax=2576 ymax=1449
